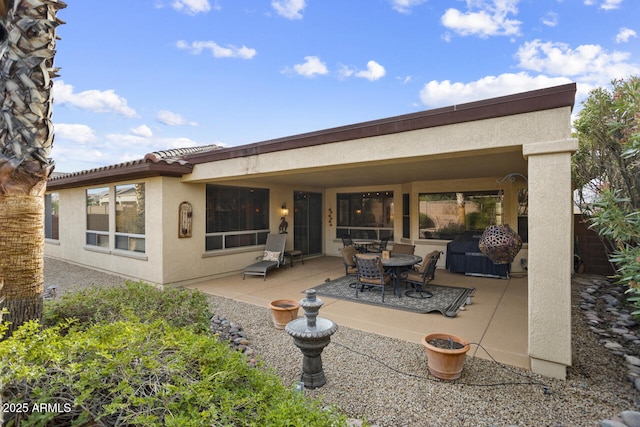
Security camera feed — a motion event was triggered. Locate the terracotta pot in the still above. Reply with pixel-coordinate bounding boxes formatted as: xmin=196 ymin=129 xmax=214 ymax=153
xmin=268 ymin=299 xmax=300 ymax=329
xmin=421 ymin=333 xmax=470 ymax=380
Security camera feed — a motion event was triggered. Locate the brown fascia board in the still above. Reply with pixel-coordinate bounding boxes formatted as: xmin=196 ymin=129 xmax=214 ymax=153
xmin=46 ymin=160 xmax=192 ymax=191
xmin=186 ymin=82 xmax=577 ymax=164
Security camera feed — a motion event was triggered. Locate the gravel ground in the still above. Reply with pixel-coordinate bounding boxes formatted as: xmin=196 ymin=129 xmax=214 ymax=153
xmin=44 ymin=257 xmax=638 ymax=427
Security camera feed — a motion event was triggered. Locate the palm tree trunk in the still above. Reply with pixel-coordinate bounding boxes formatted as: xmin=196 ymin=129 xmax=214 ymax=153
xmin=0 ymin=194 xmax=45 ymax=326
xmin=0 ymin=0 xmax=65 ymax=335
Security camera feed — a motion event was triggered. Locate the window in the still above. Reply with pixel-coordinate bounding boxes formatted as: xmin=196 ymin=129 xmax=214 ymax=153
xmin=402 ymin=193 xmax=410 ymax=239
xmin=205 ymin=185 xmax=269 ymax=251
xmin=517 ymin=188 xmax=528 ymax=243
xmin=419 ymin=191 xmax=501 ymax=240
xmin=86 ymin=187 xmax=109 ymax=247
xmin=45 ymin=192 xmax=59 ymax=240
xmin=115 ymin=183 xmax=145 ymax=253
xmin=336 ymin=191 xmax=394 ymax=240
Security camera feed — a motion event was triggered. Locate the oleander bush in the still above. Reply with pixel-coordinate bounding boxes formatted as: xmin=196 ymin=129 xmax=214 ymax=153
xmin=573 ymin=76 xmax=640 ymax=313
xmin=0 ymin=284 xmax=350 ymax=426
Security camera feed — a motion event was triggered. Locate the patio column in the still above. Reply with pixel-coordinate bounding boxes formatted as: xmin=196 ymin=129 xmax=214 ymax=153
xmin=523 ymin=138 xmax=578 ymax=380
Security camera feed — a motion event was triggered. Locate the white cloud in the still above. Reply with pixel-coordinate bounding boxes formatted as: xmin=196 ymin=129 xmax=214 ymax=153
xmin=616 ymin=27 xmax=637 ymax=43
xmin=541 ymin=11 xmax=558 ymax=27
xmin=131 ymin=125 xmax=153 ymax=138
xmin=441 ymin=0 xmax=522 ymax=38
xmin=272 ymin=0 xmax=306 ymax=19
xmin=54 ymin=123 xmax=98 ymax=144
xmin=390 ymin=0 xmax=428 ymax=14
xmin=515 ymin=39 xmax=640 ymax=85
xmin=176 ymin=40 xmax=257 ymax=59
xmin=355 ymin=60 xmax=387 ymax=81
xmin=338 ymin=61 xmax=386 ymax=81
xmin=156 ymin=110 xmax=198 ymax=126
xmin=337 ymin=64 xmax=354 ymax=79
xmin=53 ymin=81 xmax=138 ymax=118
xmin=171 ymin=0 xmax=211 ymax=15
xmin=419 ymin=72 xmax=571 ymax=108
xmin=288 ymin=56 xmax=329 ymax=77
xmin=584 ymin=0 xmax=623 ymax=10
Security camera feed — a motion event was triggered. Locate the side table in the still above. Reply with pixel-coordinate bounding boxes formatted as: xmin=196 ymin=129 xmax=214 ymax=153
xmin=284 ymin=250 xmax=304 ymax=267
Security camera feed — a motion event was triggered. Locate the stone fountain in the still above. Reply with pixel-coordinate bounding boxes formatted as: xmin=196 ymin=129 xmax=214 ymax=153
xmin=285 ymin=289 xmax=338 ymax=389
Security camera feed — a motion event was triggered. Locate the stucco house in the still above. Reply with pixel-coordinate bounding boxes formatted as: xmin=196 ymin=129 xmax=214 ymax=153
xmin=45 ymin=83 xmax=578 ymax=379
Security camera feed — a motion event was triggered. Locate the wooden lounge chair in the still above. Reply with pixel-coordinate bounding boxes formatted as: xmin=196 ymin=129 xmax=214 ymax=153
xmin=401 ymin=251 xmax=442 ymax=299
xmin=242 ymin=233 xmax=287 ymax=280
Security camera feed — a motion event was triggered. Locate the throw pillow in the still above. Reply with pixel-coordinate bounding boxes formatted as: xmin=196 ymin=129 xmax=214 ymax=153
xmin=263 ymin=250 xmax=281 ymax=262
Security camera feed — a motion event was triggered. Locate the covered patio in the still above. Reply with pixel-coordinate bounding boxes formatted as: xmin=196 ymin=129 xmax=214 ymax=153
xmin=187 ymin=256 xmax=529 ymax=370
xmin=46 ymin=83 xmax=577 ymax=378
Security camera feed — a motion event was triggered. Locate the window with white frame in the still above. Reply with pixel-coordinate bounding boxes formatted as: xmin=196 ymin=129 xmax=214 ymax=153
xmin=86 ymin=187 xmax=109 ymax=248
xmin=45 ymin=192 xmax=59 ymax=240
xmin=336 ymin=191 xmax=394 ymax=240
xmin=418 ymin=191 xmax=501 ymax=240
xmin=115 ymin=183 xmax=146 ymax=253
xmin=205 ymin=185 xmax=270 ymax=251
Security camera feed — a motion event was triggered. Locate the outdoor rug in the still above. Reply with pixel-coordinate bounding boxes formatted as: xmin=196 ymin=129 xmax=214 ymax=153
xmin=309 ymin=276 xmax=475 ymax=317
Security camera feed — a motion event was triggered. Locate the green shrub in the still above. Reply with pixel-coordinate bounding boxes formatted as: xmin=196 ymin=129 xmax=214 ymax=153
xmin=43 ymin=281 xmax=212 ymax=333
xmin=0 ymin=318 xmax=348 ymax=426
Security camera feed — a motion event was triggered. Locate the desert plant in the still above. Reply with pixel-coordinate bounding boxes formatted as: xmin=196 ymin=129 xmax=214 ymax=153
xmin=43 ymin=281 xmax=212 ymax=332
xmin=573 ymin=76 xmax=640 ymax=312
xmin=0 ymin=318 xmax=348 ymax=426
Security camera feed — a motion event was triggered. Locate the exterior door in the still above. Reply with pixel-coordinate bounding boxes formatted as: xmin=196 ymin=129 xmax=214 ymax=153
xmin=294 ymin=191 xmax=322 ymax=256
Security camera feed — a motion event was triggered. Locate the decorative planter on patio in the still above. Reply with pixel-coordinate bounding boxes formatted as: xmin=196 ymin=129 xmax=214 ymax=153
xmin=421 ymin=333 xmax=470 ymax=380
xmin=268 ymin=299 xmax=300 ymax=329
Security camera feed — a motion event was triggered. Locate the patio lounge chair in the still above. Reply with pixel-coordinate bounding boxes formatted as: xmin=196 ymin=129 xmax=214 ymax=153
xmin=355 ymin=254 xmax=391 ymax=302
xmin=401 ymin=250 xmax=442 ymax=299
xmin=242 ymin=233 xmax=287 ymax=280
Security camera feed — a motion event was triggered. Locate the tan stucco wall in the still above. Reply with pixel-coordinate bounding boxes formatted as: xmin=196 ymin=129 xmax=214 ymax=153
xmin=184 ymin=109 xmax=568 ymax=184
xmin=524 ymin=139 xmax=578 ymax=379
xmin=46 ymin=177 xmax=165 ymax=285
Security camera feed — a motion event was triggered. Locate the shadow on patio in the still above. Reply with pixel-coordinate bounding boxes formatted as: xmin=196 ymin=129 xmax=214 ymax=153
xmin=186 ymin=255 xmax=529 ymax=370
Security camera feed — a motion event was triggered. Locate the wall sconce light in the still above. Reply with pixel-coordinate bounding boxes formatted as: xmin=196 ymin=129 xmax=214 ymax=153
xmin=281 ymin=202 xmax=289 ymax=217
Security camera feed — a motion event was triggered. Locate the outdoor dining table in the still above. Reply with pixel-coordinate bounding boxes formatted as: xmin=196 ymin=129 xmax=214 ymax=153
xmin=380 ymin=253 xmax=422 ymax=298
xmin=352 ymin=239 xmax=375 ymax=253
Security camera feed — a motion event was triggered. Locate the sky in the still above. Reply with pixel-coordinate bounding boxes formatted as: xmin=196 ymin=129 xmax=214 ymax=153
xmin=49 ymin=0 xmax=640 ymax=173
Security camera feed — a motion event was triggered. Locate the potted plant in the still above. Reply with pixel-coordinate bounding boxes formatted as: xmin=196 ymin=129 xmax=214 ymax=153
xmin=268 ymin=299 xmax=300 ymax=329
xmin=421 ymin=332 xmax=470 ymax=380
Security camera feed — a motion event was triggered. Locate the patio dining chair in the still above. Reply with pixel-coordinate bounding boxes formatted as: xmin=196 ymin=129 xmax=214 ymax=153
xmin=390 ymin=243 xmax=415 ymax=255
xmin=342 ymin=236 xmax=355 ymax=247
xmin=367 ymin=236 xmax=390 ymax=253
xmin=342 ymin=236 xmax=367 ymax=253
xmin=401 ymin=250 xmax=442 ymax=299
xmin=342 ymin=244 xmax=358 ymax=288
xmin=342 ymin=244 xmax=358 ymax=276
xmin=355 ymin=254 xmax=391 ymax=302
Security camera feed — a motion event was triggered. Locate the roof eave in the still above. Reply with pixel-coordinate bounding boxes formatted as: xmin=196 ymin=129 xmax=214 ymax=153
xmin=47 ymin=161 xmax=192 ymax=191
xmin=186 ymin=83 xmax=577 ymax=164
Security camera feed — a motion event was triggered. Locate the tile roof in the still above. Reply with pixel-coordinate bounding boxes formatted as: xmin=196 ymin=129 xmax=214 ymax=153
xmin=47 ymin=144 xmax=221 ymax=190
